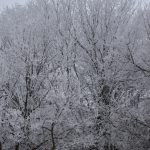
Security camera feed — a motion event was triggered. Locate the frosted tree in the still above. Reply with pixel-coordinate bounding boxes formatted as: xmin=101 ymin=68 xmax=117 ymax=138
xmin=0 ymin=0 xmax=150 ymax=150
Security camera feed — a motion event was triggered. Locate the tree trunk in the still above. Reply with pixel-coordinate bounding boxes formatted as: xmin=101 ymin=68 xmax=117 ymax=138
xmin=0 ymin=142 xmax=2 ymax=150
xmin=15 ymin=143 xmax=19 ymax=150
xmin=51 ymin=123 xmax=56 ymax=150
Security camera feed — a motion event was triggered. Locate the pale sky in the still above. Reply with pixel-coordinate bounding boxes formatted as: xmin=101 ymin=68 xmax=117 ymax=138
xmin=0 ymin=0 xmax=149 ymax=12
xmin=0 ymin=0 xmax=29 ymax=11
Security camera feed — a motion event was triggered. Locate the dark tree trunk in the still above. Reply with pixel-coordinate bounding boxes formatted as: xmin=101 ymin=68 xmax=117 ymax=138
xmin=15 ymin=143 xmax=19 ymax=150
xmin=51 ymin=123 xmax=56 ymax=150
xmin=0 ymin=142 xmax=2 ymax=150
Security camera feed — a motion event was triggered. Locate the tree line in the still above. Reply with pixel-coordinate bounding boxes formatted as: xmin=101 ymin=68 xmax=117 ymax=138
xmin=0 ymin=0 xmax=150 ymax=149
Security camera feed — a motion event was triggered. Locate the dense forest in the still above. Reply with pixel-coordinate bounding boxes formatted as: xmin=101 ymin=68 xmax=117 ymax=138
xmin=0 ymin=0 xmax=150 ymax=149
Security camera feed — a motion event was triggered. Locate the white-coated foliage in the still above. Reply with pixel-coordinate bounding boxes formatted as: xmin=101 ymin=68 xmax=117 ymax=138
xmin=0 ymin=0 xmax=150 ymax=150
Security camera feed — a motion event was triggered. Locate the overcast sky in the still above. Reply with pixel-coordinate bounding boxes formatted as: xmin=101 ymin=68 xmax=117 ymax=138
xmin=0 ymin=0 xmax=149 ymax=12
xmin=0 ymin=0 xmax=29 ymax=12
